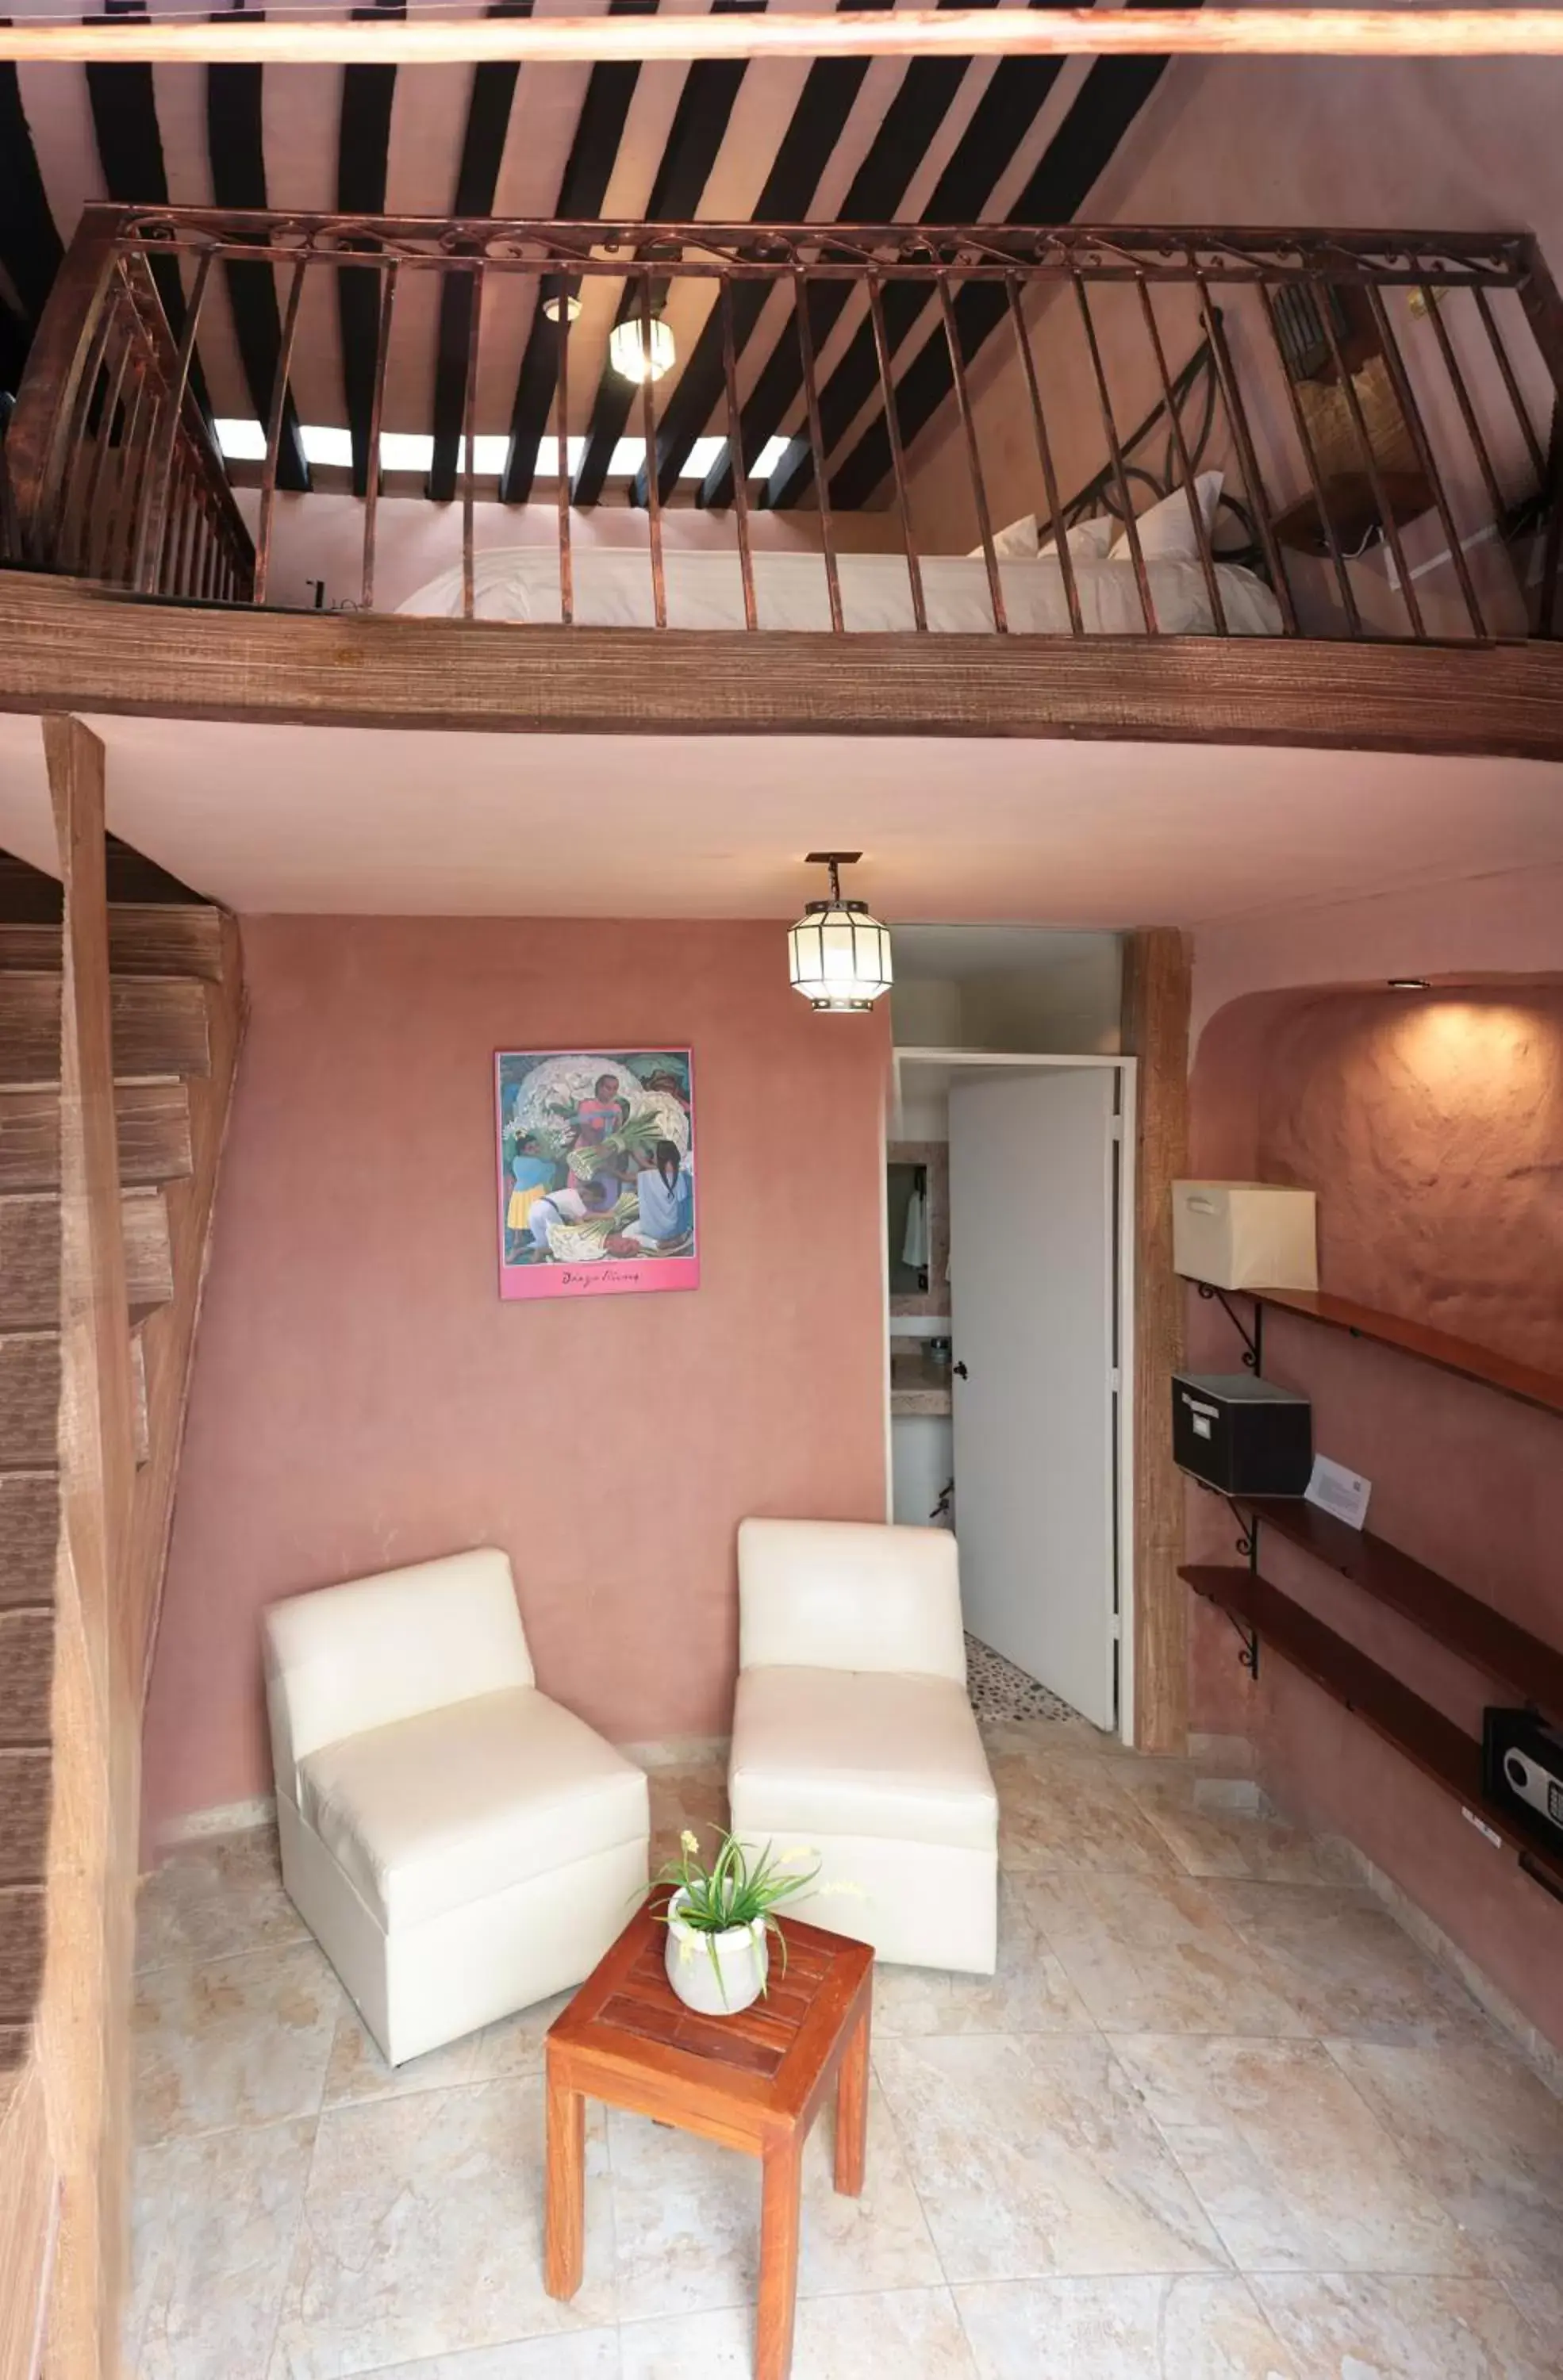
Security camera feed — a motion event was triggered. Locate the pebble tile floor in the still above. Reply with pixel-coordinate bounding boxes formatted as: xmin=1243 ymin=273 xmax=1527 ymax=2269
xmin=129 ymin=1714 xmax=1563 ymax=2378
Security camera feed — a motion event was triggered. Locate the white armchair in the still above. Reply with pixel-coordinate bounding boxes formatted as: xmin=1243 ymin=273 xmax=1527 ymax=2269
xmin=728 ymin=1518 xmax=997 ymax=1975
xmin=263 ymin=1546 xmax=649 ymax=2065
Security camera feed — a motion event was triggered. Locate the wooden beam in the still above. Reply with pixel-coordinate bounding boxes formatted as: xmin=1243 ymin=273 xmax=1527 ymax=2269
xmin=824 ymin=45 xmax=1181 ymax=509
xmin=633 ymin=0 xmax=892 ymax=507
xmin=428 ymin=2 xmax=530 ymax=506
xmin=37 ymin=712 xmax=138 ymax=2380
xmin=769 ymin=13 xmax=1085 ymax=509
xmin=2 ymin=11 xmax=1562 ymax=64
xmin=4 ymin=574 xmax=1563 ymax=754
xmin=84 ymin=10 xmax=211 ymax=423
xmin=206 ymin=38 xmax=311 ymax=495
xmin=497 ymin=0 xmax=655 ymax=507
xmin=0 ymin=65 xmax=64 ymax=328
xmin=571 ymin=0 xmax=766 ymax=509
xmin=1122 ymin=927 xmax=1190 ymax=1756
xmin=700 ymin=0 xmax=995 ymax=509
xmin=337 ymin=3 xmax=405 ymax=501
xmin=0 ymin=2056 xmax=55 ymax=2380
xmin=572 ymin=0 xmax=766 ymax=508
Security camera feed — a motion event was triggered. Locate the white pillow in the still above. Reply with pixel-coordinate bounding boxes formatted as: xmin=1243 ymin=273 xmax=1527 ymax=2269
xmin=1110 ymin=471 xmax=1223 ymax=563
xmin=1040 ymin=514 xmax=1116 ymax=563
xmin=968 ymin=512 xmax=1038 ymax=561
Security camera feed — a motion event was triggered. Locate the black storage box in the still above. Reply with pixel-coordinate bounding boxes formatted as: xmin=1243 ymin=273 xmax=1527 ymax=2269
xmin=1484 ymin=1708 xmax=1563 ymax=1854
xmin=1172 ymin=1372 xmax=1313 ymax=1496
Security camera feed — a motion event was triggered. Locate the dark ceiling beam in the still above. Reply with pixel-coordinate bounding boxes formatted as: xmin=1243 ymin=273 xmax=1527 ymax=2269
xmin=207 ymin=22 xmax=309 ymax=493
xmin=337 ymin=0 xmax=404 ymax=500
xmin=0 ymin=301 xmax=29 ymax=397
xmin=86 ymin=2 xmax=210 ymax=417
xmin=427 ymin=0 xmax=530 ymax=504
xmin=697 ymin=0 xmax=997 ymax=511
xmin=764 ymin=6 xmax=1073 ymax=509
xmin=0 ymin=53 xmax=63 ymax=339
xmin=569 ymin=0 xmax=766 ymax=509
xmin=824 ymin=40 xmax=1189 ymax=511
xmin=497 ymin=0 xmax=655 ymax=506
xmin=629 ymin=0 xmax=892 ymax=511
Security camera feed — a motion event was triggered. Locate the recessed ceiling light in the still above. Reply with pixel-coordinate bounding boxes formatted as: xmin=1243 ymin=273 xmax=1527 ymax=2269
xmin=1387 ymin=977 xmax=1431 ymax=991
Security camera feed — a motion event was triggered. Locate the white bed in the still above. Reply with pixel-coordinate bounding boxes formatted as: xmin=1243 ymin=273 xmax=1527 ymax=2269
xmin=398 ymin=543 xmax=1285 ymax=636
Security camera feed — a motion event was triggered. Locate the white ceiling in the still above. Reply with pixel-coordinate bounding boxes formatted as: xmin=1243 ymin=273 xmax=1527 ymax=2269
xmin=2 ymin=711 xmax=1561 ymax=930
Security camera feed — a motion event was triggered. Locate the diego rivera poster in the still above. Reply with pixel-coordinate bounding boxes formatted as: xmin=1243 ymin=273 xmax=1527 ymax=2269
xmin=495 ymin=1049 xmax=697 ymax=1301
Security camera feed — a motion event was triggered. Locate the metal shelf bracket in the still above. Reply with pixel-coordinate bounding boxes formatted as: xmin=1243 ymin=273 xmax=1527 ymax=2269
xmin=1196 ymin=1280 xmax=1263 ymax=1372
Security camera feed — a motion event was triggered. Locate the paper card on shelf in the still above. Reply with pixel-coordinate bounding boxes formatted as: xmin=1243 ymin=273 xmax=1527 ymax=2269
xmin=1306 ymin=1453 xmax=1372 ymax=1530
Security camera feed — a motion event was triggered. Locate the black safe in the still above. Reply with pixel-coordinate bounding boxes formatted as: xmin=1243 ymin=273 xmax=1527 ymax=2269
xmin=1484 ymin=1708 xmax=1563 ymax=1855
xmin=1172 ymin=1372 xmax=1313 ymax=1497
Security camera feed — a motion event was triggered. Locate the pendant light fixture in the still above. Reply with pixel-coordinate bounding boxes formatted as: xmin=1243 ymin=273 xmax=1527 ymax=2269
xmin=609 ymin=311 xmax=676 ymax=384
xmin=788 ymin=852 xmax=893 ymax=1013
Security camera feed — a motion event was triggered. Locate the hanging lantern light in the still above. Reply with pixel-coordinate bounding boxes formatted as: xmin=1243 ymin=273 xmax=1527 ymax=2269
xmin=609 ymin=313 xmax=676 ymax=385
xmin=788 ymin=852 xmax=893 ymax=1014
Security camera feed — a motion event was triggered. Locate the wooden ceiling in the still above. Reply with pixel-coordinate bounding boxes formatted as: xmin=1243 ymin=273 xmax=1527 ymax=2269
xmin=0 ymin=1 xmax=1189 ymax=508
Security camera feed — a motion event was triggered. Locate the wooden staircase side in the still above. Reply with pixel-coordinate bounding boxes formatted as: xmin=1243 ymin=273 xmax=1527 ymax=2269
xmin=0 ymin=726 xmax=244 ymax=2380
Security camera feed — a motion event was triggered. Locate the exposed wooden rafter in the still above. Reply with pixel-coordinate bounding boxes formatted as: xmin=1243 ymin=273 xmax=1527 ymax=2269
xmin=699 ymin=0 xmax=993 ymax=511
xmin=825 ymin=44 xmax=1184 ymax=509
xmin=428 ymin=0 xmax=530 ymax=505
xmin=570 ymin=0 xmax=766 ymax=510
xmin=337 ymin=0 xmax=404 ymax=500
xmin=86 ymin=2 xmax=211 ymax=419
xmin=765 ymin=7 xmax=1079 ymax=511
xmin=206 ymin=33 xmax=310 ymax=494
xmin=631 ymin=0 xmax=893 ymax=509
xmin=0 ymin=63 xmax=63 ymax=329
xmin=2 ymin=11 xmax=1561 ymax=63
xmin=497 ymin=0 xmax=655 ymax=507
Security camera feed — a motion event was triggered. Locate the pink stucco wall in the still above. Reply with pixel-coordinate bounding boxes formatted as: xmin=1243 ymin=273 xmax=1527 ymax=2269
xmin=1188 ymin=870 xmax=1563 ymax=2046
xmin=141 ymin=917 xmax=889 ymax=1842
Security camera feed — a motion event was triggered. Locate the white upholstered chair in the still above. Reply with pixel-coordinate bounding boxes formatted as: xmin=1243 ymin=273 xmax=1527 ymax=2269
xmin=728 ymin=1518 xmax=998 ymax=1975
xmin=263 ymin=1546 xmax=649 ymax=2066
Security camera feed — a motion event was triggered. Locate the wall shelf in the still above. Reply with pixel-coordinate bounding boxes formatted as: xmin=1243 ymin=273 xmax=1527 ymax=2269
xmin=1181 ymin=1562 xmax=1563 ymax=1903
xmin=1196 ymin=1280 xmax=1563 ymax=1421
xmin=1241 ymin=1495 xmax=1563 ymax=1719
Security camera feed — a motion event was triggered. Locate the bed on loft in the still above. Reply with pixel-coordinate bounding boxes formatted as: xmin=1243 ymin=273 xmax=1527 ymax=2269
xmin=2 ymin=209 xmax=1561 ymax=657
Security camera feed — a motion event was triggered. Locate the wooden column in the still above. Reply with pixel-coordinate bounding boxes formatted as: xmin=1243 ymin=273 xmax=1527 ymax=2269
xmin=1122 ymin=927 xmax=1192 ymax=1754
xmin=38 ymin=715 xmax=136 ymax=2380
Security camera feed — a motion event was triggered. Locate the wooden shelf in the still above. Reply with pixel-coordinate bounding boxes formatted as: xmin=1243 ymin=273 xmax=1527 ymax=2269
xmin=1200 ymin=1280 xmax=1563 ymax=1421
xmin=1181 ymin=1562 xmax=1563 ymax=1901
xmin=1242 ymin=1495 xmax=1563 ymax=1719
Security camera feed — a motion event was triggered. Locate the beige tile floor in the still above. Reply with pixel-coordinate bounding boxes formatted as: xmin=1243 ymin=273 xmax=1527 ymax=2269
xmin=129 ymin=1719 xmax=1563 ymax=2379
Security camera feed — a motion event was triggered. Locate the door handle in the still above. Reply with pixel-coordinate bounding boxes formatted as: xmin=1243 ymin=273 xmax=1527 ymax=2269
xmin=952 ymin=1361 xmax=969 ymax=1380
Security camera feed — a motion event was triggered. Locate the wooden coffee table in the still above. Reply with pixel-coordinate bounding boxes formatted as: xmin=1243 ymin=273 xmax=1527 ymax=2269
xmin=544 ymin=1901 xmax=874 ymax=2380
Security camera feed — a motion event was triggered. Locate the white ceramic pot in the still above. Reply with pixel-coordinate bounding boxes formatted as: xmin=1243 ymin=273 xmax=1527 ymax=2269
xmin=663 ymin=1891 xmax=770 ymax=2016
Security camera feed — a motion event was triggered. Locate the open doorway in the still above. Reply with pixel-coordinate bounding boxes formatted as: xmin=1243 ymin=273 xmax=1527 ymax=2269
xmin=884 ymin=930 xmax=1135 ymax=1742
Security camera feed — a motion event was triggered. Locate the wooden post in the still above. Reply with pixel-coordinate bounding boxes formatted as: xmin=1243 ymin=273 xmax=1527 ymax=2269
xmin=38 ymin=714 xmax=137 ymax=2380
xmin=1122 ymin=927 xmax=1191 ymax=1755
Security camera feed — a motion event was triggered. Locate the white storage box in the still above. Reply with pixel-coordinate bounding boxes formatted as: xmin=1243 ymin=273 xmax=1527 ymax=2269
xmin=1172 ymin=1181 xmax=1318 ymax=1292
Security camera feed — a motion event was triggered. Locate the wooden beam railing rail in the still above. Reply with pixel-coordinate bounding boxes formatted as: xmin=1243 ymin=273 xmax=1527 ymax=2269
xmin=7 ymin=206 xmax=1561 ymax=643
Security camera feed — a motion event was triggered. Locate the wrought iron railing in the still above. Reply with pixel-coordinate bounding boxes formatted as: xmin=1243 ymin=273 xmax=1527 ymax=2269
xmin=6 ymin=205 xmax=1561 ymax=640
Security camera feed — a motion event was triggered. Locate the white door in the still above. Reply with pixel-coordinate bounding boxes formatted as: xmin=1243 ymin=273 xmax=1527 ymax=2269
xmin=947 ymin=1067 xmax=1118 ymax=1728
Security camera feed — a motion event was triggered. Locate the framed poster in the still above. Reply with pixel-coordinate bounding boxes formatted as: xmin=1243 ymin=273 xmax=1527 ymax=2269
xmin=495 ymin=1049 xmax=697 ymax=1302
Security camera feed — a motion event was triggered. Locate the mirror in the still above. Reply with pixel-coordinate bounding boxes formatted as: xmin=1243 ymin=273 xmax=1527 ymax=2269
xmin=886 ymin=1139 xmax=949 ymax=1315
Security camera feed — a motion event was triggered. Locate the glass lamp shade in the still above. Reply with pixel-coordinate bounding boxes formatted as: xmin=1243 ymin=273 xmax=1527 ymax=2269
xmin=609 ymin=315 xmax=676 ymax=385
xmin=788 ymin=899 xmax=893 ymax=1012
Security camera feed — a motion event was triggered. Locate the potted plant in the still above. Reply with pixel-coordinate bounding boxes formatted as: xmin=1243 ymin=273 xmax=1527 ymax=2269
xmin=652 ymin=1829 xmax=819 ymax=2016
